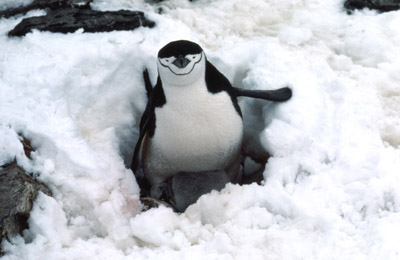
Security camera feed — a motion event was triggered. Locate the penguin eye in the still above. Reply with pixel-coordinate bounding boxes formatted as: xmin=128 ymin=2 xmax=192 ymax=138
xmin=161 ymin=57 xmax=175 ymax=63
xmin=186 ymin=55 xmax=198 ymax=60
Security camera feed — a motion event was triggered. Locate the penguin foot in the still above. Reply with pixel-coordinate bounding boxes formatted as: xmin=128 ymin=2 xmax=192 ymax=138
xmin=140 ymin=197 xmax=174 ymax=211
xmin=240 ymin=149 xmax=270 ymax=185
xmin=144 ymin=170 xmax=230 ymax=213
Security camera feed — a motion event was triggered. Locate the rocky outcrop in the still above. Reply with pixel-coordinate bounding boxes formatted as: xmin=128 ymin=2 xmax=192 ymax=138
xmin=344 ymin=0 xmax=400 ymax=12
xmin=0 ymin=0 xmax=93 ymax=18
xmin=8 ymin=8 xmax=155 ymax=37
xmin=0 ymin=138 xmax=52 ymax=256
xmin=1 ymin=0 xmax=155 ymax=37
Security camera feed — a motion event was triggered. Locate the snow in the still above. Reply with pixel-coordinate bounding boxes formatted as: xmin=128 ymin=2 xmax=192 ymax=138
xmin=0 ymin=0 xmax=34 ymax=11
xmin=1 ymin=0 xmax=400 ymax=259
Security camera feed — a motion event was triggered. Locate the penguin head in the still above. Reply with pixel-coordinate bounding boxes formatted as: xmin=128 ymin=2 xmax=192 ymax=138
xmin=157 ymin=40 xmax=205 ymax=86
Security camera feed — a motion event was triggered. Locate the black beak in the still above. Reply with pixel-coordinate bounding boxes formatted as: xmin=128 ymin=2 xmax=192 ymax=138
xmin=173 ymin=55 xmax=190 ymax=68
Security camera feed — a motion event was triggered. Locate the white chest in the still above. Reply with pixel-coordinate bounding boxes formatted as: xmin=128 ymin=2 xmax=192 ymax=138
xmin=144 ymin=80 xmax=243 ymax=184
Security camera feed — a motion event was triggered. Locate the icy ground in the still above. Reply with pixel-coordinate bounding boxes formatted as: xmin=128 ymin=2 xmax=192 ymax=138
xmin=1 ymin=0 xmax=400 ymax=259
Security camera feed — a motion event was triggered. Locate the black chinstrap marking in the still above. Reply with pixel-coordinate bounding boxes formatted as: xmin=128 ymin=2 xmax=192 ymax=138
xmin=158 ymin=52 xmax=203 ymax=76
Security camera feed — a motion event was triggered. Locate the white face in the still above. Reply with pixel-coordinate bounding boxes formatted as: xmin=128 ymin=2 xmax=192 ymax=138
xmin=157 ymin=52 xmax=205 ymax=86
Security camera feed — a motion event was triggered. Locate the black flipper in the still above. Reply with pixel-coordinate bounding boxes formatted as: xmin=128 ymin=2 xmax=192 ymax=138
xmin=130 ymin=69 xmax=153 ymax=197
xmin=131 ymin=117 xmax=149 ymax=173
xmin=143 ymin=69 xmax=153 ymax=98
xmin=233 ymin=86 xmax=292 ymax=102
xmin=131 ymin=68 xmax=158 ymax=172
xmin=131 ymin=69 xmax=166 ymax=197
xmin=131 ymin=117 xmax=151 ymax=197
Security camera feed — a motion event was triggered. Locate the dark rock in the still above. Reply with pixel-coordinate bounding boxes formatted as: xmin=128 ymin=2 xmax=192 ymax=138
xmin=21 ymin=138 xmax=34 ymax=160
xmin=8 ymin=8 xmax=155 ymax=37
xmin=0 ymin=0 xmax=93 ymax=19
xmin=344 ymin=0 xmax=400 ymax=13
xmin=1 ymin=0 xmax=155 ymax=37
xmin=0 ymin=164 xmax=52 ymax=240
xmin=0 ymin=138 xmax=52 ymax=256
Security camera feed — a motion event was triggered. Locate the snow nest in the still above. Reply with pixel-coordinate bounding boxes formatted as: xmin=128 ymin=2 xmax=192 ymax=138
xmin=1 ymin=0 xmax=400 ymax=259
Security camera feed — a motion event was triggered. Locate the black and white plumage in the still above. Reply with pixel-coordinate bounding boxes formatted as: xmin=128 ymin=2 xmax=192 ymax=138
xmin=132 ymin=40 xmax=243 ymax=197
xmin=132 ymin=40 xmax=292 ymax=201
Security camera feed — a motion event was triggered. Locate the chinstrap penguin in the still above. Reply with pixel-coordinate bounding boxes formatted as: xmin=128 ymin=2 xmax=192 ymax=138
xmin=132 ymin=40 xmax=244 ymax=198
xmin=132 ymin=40 xmax=292 ymax=208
